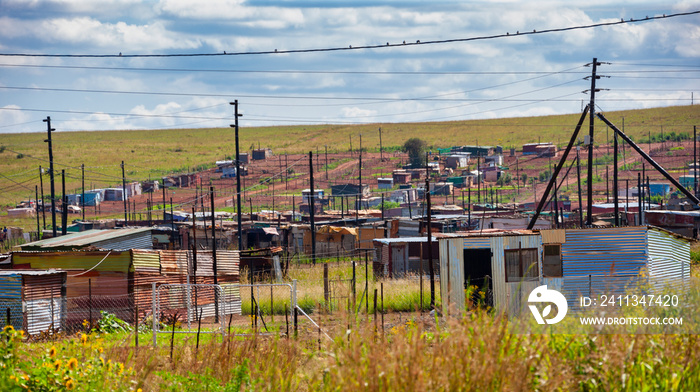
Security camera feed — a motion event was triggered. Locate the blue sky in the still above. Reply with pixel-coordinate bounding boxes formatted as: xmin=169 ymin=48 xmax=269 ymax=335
xmin=0 ymin=0 xmax=699 ymax=133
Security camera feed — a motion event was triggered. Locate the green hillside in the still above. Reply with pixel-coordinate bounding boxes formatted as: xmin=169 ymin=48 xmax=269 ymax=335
xmin=1 ymin=105 xmax=698 ymax=207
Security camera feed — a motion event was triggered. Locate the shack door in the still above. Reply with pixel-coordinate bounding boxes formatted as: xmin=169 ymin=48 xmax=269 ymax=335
xmin=391 ymin=244 xmax=408 ymax=278
xmin=463 ymin=248 xmax=493 ymax=307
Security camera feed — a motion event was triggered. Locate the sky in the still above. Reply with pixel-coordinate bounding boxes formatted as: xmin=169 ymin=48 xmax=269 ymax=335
xmin=0 ymin=0 xmax=699 ymax=134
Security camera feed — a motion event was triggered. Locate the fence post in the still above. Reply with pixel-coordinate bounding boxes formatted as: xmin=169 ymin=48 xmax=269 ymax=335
xmin=365 ymin=251 xmax=369 ymax=315
xmin=88 ymin=278 xmax=92 ymax=328
xmin=50 ymin=290 xmax=54 ymax=336
xmin=323 ymin=263 xmax=329 ymax=311
xmin=293 ymin=306 xmax=298 ymax=338
xmin=352 ymin=261 xmax=356 ymax=311
xmin=5 ymin=307 xmax=10 ymax=327
xmin=152 ymin=282 xmax=157 ymax=347
xmin=134 ymin=304 xmax=139 ymax=350
xmin=373 ymin=288 xmax=378 ymax=336
xmin=381 ymin=283 xmax=384 ymax=335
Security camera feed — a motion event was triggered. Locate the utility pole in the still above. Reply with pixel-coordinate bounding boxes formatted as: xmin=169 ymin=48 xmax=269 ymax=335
xmin=210 ymin=186 xmax=218 ymax=285
xmin=61 ymin=169 xmax=67 ymax=235
xmin=121 ymin=161 xmax=128 ymax=226
xmin=695 ymin=125 xmax=698 ymax=198
xmin=425 ymin=178 xmax=435 ymax=308
xmin=285 ymin=153 xmax=289 ymax=190
xmin=358 ymin=134 xmax=364 ymax=220
xmin=35 ymin=185 xmax=40 ymax=239
xmin=81 ymin=164 xmax=85 ymax=221
xmin=43 ymin=117 xmax=57 ymax=237
xmin=39 ymin=166 xmax=46 ymax=230
xmin=229 ymin=100 xmax=243 ymax=251
xmin=309 ymin=151 xmax=316 ymax=265
xmin=613 ymin=130 xmax=619 ymax=226
xmin=477 ymin=155 xmax=481 ymax=203
xmin=162 ymin=179 xmax=166 ymax=221
xmin=379 ymin=127 xmax=383 ymax=161
xmin=586 ymin=58 xmax=601 ymax=226
xmin=325 ymin=145 xmax=329 ymax=181
xmin=516 ymin=157 xmax=520 ymax=194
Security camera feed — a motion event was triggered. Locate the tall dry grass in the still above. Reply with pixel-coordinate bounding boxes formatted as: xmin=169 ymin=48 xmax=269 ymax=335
xmin=95 ymin=307 xmax=700 ymax=391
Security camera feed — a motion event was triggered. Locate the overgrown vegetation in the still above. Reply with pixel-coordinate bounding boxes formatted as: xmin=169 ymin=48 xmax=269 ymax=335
xmin=5 ymin=306 xmax=700 ymax=391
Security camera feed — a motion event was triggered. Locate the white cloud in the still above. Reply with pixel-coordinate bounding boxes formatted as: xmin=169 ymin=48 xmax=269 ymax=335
xmin=0 ymin=16 xmax=201 ymax=51
xmin=0 ymin=105 xmax=32 ymax=133
xmin=341 ymin=107 xmax=378 ymax=119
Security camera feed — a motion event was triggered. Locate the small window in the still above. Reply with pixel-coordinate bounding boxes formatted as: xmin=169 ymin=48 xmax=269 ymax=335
xmin=542 ymin=244 xmax=562 ymax=277
xmin=504 ymin=248 xmax=538 ymax=282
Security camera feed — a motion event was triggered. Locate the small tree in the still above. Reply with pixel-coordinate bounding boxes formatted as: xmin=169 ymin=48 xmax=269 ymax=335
xmin=403 ymin=138 xmax=428 ymax=168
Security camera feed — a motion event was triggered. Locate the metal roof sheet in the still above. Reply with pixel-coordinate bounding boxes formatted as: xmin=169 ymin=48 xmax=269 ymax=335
xmin=19 ymin=228 xmax=152 ymax=249
xmin=0 ymin=270 xmax=65 ymax=276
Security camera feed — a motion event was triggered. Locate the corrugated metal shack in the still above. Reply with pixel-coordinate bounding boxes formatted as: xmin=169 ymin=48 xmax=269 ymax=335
xmin=0 ymin=270 xmax=66 ymax=336
xmin=239 ymin=247 xmax=283 ymax=281
xmin=373 ymin=237 xmax=440 ymax=278
xmin=439 ymin=230 xmax=542 ymax=316
xmin=439 ymin=226 xmax=691 ymax=317
xmin=10 ymin=249 xmax=241 ymax=329
xmin=252 ymin=148 xmax=273 ymax=160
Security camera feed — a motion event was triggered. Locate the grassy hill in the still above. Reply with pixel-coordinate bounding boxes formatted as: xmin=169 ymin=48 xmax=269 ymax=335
xmin=1 ymin=104 xmax=698 ymax=207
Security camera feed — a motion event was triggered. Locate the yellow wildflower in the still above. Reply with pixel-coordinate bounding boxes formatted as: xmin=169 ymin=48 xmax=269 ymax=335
xmin=99 ymin=357 xmax=105 ymax=367
xmin=117 ymin=362 xmax=124 ymax=375
xmin=67 ymin=358 xmax=78 ymax=370
xmin=136 ymin=389 xmax=143 ymax=392
xmin=21 ymin=374 xmax=29 ymax=381
xmin=3 ymin=325 xmax=14 ymax=334
xmin=54 ymin=359 xmax=62 ymax=371
xmin=65 ymin=378 xmax=75 ymax=390
xmin=80 ymin=333 xmax=88 ymax=344
xmin=9 ymin=375 xmax=18 ymax=383
xmin=49 ymin=346 xmax=57 ymax=357
xmin=82 ymin=319 xmax=89 ymax=327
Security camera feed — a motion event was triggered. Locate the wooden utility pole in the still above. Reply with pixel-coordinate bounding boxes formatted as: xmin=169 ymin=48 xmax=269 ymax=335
xmin=121 ymin=161 xmax=128 ymax=226
xmin=43 ymin=117 xmax=57 ymax=237
xmin=309 ymin=151 xmax=317 ymax=265
xmin=61 ymin=170 xmax=67 ymax=235
xmin=81 ymin=164 xmax=85 ymax=221
xmin=613 ymin=130 xmax=619 ymax=226
xmin=229 ymin=100 xmax=243 ymax=251
xmin=426 ymin=179 xmax=435 ymax=308
xmin=586 ymin=58 xmax=601 ymax=226
xmin=39 ymin=166 xmax=46 ymax=230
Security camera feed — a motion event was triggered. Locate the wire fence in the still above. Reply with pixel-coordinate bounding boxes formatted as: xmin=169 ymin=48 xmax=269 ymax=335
xmin=0 ymin=260 xmax=445 ymax=340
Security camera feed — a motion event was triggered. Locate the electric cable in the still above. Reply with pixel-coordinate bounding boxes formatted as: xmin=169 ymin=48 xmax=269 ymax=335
xmin=0 ymin=10 xmax=697 ymax=58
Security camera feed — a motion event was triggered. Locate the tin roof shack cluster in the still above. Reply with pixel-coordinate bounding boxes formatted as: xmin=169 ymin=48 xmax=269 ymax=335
xmin=7 ymin=249 xmax=240 ymax=335
xmin=438 ymin=226 xmax=691 ymax=317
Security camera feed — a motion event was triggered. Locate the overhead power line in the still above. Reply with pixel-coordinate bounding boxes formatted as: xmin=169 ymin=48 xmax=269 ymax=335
xmin=0 ymin=10 xmax=697 ymax=58
xmin=0 ymin=63 xmax=593 ymax=75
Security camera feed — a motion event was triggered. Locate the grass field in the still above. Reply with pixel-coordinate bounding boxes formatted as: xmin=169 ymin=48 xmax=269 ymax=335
xmin=1 ymin=105 xmax=698 ymax=207
xmin=3 ymin=301 xmax=700 ymax=391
